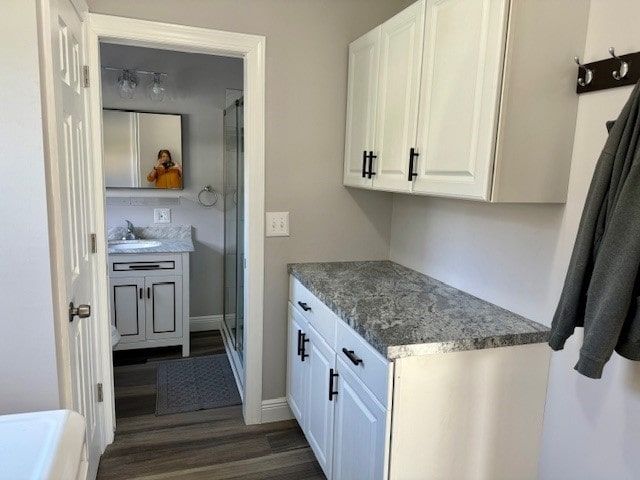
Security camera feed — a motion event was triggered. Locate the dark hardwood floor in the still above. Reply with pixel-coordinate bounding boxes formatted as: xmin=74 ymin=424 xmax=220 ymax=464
xmin=97 ymin=331 xmax=325 ymax=479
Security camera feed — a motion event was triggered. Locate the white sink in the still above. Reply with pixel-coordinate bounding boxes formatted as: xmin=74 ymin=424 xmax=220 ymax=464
xmin=108 ymin=240 xmax=161 ymax=251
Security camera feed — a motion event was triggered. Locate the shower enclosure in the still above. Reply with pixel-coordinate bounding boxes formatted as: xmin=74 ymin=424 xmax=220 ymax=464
xmin=223 ymin=97 xmax=245 ymax=373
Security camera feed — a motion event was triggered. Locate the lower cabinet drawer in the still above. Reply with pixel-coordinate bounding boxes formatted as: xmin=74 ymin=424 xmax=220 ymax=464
xmin=289 ymin=277 xmax=337 ymax=347
xmin=336 ymin=319 xmax=391 ymax=409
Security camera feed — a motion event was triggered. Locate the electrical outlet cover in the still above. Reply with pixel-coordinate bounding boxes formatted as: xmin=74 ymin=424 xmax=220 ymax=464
xmin=266 ymin=211 xmax=289 ymax=237
xmin=154 ymin=208 xmax=171 ymax=224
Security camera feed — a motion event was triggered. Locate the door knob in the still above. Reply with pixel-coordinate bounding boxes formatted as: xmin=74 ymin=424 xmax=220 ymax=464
xmin=69 ymin=302 xmax=91 ymax=322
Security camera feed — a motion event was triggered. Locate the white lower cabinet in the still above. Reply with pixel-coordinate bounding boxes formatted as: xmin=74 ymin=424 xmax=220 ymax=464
xmin=109 ymin=253 xmax=190 ymax=356
xmin=287 ymin=277 xmax=391 ymax=480
xmin=287 ymin=276 xmax=550 ymax=480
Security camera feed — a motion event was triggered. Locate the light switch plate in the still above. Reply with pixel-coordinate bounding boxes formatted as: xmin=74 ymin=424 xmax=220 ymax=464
xmin=266 ymin=212 xmax=289 ymax=237
xmin=154 ymin=208 xmax=171 ymax=224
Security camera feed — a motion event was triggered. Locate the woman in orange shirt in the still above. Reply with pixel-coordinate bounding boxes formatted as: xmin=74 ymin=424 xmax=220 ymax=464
xmin=147 ymin=149 xmax=182 ymax=189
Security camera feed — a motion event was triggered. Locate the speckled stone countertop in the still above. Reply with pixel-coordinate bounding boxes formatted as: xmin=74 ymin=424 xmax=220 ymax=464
xmin=288 ymin=261 xmax=550 ymax=360
xmin=107 ymin=225 xmax=194 ymax=254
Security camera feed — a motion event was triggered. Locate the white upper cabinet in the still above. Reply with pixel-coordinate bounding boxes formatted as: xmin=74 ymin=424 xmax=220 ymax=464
xmin=343 ymin=0 xmax=589 ymax=202
xmin=344 ymin=0 xmax=425 ymax=192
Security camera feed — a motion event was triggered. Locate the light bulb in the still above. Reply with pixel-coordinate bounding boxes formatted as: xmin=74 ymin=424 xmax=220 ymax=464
xmin=148 ymin=73 xmax=166 ymax=102
xmin=117 ymin=70 xmax=137 ymax=99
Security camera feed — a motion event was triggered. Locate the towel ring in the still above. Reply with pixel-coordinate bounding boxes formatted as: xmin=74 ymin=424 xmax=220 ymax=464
xmin=198 ymin=185 xmax=218 ymax=207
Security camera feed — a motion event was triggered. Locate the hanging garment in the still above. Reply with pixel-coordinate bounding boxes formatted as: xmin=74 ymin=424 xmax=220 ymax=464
xmin=549 ymin=80 xmax=640 ymax=379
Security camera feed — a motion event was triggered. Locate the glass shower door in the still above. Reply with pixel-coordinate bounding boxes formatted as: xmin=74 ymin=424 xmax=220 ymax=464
xmin=223 ymin=98 xmax=244 ymax=363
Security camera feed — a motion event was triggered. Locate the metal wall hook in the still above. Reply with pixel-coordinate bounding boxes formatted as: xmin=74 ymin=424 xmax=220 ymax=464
xmin=608 ymin=47 xmax=629 ymax=80
xmin=574 ymin=56 xmax=593 ymax=86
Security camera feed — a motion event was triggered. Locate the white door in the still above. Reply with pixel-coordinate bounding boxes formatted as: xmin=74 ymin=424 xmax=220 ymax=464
xmin=44 ymin=0 xmax=103 ymax=475
xmin=343 ymin=27 xmax=380 ymax=188
xmin=305 ymin=324 xmax=336 ymax=479
xmin=412 ymin=0 xmax=508 ymax=200
xmin=332 ymin=359 xmax=388 ymax=480
xmin=373 ymin=0 xmax=425 ymax=192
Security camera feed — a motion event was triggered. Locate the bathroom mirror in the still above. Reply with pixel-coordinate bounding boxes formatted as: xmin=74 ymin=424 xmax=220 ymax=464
xmin=103 ymin=109 xmax=183 ymax=189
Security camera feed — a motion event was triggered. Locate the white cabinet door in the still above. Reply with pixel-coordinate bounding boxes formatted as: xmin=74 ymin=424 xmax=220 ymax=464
xmin=344 ymin=27 xmax=380 ymax=188
xmin=146 ymin=275 xmax=183 ymax=340
xmin=333 ymin=358 xmax=388 ymax=480
xmin=305 ymin=324 xmax=336 ymax=479
xmin=110 ymin=277 xmax=145 ymax=344
xmin=373 ymin=0 xmax=425 ymax=193
xmin=287 ymin=305 xmax=309 ymax=425
xmin=412 ymin=0 xmax=509 ymax=200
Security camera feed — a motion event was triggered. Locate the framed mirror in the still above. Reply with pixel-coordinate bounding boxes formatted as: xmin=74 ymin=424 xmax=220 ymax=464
xmin=103 ymin=109 xmax=183 ymax=189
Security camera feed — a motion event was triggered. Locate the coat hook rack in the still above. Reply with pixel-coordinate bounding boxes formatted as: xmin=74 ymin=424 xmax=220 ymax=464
xmin=575 ymin=47 xmax=640 ymax=94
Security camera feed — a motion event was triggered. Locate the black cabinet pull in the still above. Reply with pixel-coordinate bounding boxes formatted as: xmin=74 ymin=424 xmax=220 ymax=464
xmin=147 ymin=287 xmax=151 ymax=299
xmin=298 ymin=301 xmax=312 ymax=312
xmin=408 ymin=147 xmax=419 ymax=181
xmin=367 ymin=151 xmax=377 ymax=179
xmin=342 ymin=347 xmax=364 ymax=366
xmin=139 ymin=287 xmax=143 ymax=300
xmin=300 ymin=333 xmax=310 ymax=361
xmin=362 ymin=150 xmax=367 ymax=178
xmin=297 ymin=329 xmax=302 ymax=356
xmin=329 ymin=368 xmax=339 ymax=401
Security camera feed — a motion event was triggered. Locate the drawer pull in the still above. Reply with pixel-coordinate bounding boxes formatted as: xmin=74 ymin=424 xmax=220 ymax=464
xmin=329 ymin=368 xmax=339 ymax=401
xmin=128 ymin=264 xmax=161 ymax=269
xmin=300 ymin=333 xmax=310 ymax=361
xmin=342 ymin=348 xmax=364 ymax=366
xmin=298 ymin=301 xmax=312 ymax=312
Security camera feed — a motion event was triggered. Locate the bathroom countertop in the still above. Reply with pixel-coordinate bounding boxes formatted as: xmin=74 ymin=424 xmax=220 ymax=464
xmin=107 ymin=225 xmax=194 ymax=254
xmin=287 ymin=261 xmax=550 ymax=360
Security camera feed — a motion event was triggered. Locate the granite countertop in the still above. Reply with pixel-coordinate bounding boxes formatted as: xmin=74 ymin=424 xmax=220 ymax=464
xmin=287 ymin=261 xmax=550 ymax=360
xmin=107 ymin=225 xmax=194 ymax=254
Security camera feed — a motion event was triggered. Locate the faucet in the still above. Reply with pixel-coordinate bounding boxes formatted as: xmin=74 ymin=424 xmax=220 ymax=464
xmin=123 ymin=220 xmax=137 ymax=240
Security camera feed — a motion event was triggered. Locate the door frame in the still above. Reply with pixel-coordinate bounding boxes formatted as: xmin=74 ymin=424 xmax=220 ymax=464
xmin=84 ymin=14 xmax=266 ymax=437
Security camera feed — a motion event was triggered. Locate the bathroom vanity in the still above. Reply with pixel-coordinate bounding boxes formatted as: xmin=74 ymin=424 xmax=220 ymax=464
xmin=107 ymin=226 xmax=193 ymax=356
xmin=287 ymin=261 xmax=551 ymax=480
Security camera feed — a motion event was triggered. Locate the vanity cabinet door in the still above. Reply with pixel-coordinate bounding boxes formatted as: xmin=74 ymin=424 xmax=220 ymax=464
xmin=145 ymin=275 xmax=183 ymax=340
xmin=110 ymin=277 xmax=145 ymax=344
xmin=287 ymin=304 xmax=309 ymax=425
xmin=305 ymin=323 xmax=336 ymax=479
xmin=333 ymin=358 xmax=388 ymax=480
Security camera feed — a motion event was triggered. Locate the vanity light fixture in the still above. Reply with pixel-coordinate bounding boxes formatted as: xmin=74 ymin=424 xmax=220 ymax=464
xmin=103 ymin=66 xmax=168 ymax=101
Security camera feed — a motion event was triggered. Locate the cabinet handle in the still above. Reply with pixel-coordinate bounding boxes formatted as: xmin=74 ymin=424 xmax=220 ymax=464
xmin=329 ymin=368 xmax=339 ymax=401
xmin=147 ymin=287 xmax=151 ymax=299
xmin=297 ymin=301 xmax=312 ymax=312
xmin=139 ymin=287 xmax=143 ymax=300
xmin=362 ymin=150 xmax=367 ymax=178
xmin=342 ymin=347 xmax=364 ymax=366
xmin=300 ymin=333 xmax=309 ymax=361
xmin=128 ymin=264 xmax=160 ymax=269
xmin=408 ymin=147 xmax=419 ymax=181
xmin=297 ymin=329 xmax=302 ymax=356
xmin=367 ymin=151 xmax=377 ymax=178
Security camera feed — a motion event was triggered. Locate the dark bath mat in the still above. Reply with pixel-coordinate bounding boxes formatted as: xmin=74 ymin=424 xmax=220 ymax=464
xmin=156 ymin=354 xmax=241 ymax=415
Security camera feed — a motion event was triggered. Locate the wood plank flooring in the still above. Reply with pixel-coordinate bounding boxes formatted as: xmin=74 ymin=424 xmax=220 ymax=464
xmin=98 ymin=331 xmax=325 ymax=479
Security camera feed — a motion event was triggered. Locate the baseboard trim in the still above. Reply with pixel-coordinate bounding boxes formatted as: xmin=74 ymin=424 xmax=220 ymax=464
xmin=261 ymin=397 xmax=293 ymax=423
xmin=190 ymin=315 xmax=222 ymax=332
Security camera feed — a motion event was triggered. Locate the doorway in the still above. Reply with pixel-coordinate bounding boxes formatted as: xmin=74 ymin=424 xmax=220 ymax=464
xmin=85 ymin=14 xmax=266 ymax=443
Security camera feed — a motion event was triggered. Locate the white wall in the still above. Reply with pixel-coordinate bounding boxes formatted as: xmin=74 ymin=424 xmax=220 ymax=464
xmin=389 ymin=1 xmax=640 ymax=478
xmin=87 ymin=0 xmax=412 ymax=399
xmin=0 ymin=0 xmax=61 ymax=413
xmin=100 ymin=44 xmax=242 ymax=317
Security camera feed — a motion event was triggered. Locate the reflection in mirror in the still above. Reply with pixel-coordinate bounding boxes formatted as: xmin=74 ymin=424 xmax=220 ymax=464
xmin=103 ymin=109 xmax=183 ymax=189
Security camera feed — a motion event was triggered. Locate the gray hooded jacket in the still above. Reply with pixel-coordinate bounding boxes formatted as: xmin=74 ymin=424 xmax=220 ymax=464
xmin=549 ymin=80 xmax=640 ymax=378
